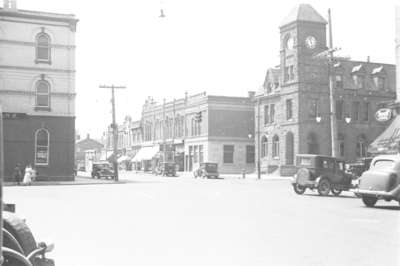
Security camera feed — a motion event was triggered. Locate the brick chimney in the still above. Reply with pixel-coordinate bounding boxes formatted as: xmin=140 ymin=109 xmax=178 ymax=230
xmin=3 ymin=0 xmax=17 ymax=11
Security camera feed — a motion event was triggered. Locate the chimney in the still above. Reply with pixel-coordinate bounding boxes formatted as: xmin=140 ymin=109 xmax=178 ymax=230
xmin=248 ymin=91 xmax=256 ymax=99
xmin=3 ymin=0 xmax=17 ymax=11
xmin=367 ymin=56 xmax=370 ymax=63
xmin=86 ymin=133 xmax=90 ymax=139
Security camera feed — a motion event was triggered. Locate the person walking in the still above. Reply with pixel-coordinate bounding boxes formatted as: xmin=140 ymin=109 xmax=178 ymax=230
xmin=13 ymin=163 xmax=22 ymax=185
xmin=23 ymin=163 xmax=33 ymax=185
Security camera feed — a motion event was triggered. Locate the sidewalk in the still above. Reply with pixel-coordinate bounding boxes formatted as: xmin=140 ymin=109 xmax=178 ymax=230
xmin=4 ymin=176 xmax=124 ymax=187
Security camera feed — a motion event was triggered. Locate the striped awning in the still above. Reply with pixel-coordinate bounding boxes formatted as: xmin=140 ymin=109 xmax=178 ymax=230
xmin=368 ymin=115 xmax=400 ymax=154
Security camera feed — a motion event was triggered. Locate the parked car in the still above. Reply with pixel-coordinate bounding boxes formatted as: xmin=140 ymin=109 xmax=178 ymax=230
xmin=91 ymin=162 xmax=115 ymax=179
xmin=346 ymin=157 xmax=373 ymax=178
xmin=155 ymin=162 xmax=177 ymax=177
xmin=352 ymin=154 xmax=400 ymax=207
xmin=193 ymin=162 xmax=219 ymax=179
xmin=291 ymin=154 xmax=355 ymax=196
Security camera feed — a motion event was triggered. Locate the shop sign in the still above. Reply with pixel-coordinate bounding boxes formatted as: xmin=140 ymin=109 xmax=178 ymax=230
xmin=375 ymin=108 xmax=392 ymax=122
xmin=2 ymin=112 xmax=27 ymax=119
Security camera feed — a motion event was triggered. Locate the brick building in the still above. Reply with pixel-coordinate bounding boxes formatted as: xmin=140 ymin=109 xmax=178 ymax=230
xmin=255 ymin=4 xmax=396 ymax=175
xmin=75 ymin=134 xmax=103 ymax=169
xmin=136 ymin=92 xmax=255 ymax=174
xmin=0 ymin=1 xmax=78 ymax=180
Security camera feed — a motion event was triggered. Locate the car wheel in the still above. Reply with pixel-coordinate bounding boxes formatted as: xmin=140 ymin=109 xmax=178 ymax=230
xmin=3 ymin=212 xmax=37 ymax=256
xmin=293 ymin=184 xmax=306 ymax=195
xmin=317 ymin=178 xmax=331 ymax=196
xmin=362 ymin=196 xmax=378 ymax=207
xmin=331 ymin=188 xmax=342 ymax=196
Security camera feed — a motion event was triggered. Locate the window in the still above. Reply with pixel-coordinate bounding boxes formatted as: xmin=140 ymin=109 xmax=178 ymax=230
xmin=373 ymin=76 xmax=385 ymax=90
xmin=339 ymin=141 xmax=345 ymax=157
xmin=270 ymin=104 xmax=275 ymax=123
xmin=353 ymin=75 xmax=365 ymax=89
xmin=199 ymin=145 xmax=204 ymax=163
xmin=223 ymin=145 xmax=234 ymax=163
xmin=36 ymin=80 xmax=50 ymax=108
xmin=272 ymin=135 xmax=279 ymax=158
xmin=363 ymin=102 xmax=369 ymax=121
xmin=194 ymin=145 xmax=198 ymax=163
xmin=266 ymin=82 xmax=272 ymax=93
xmin=336 ymin=100 xmax=343 ymax=120
xmin=264 ymin=105 xmax=269 ymax=124
xmin=261 ymin=136 xmax=268 ymax=158
xmin=335 ymin=75 xmax=343 ymax=88
xmin=36 ymin=33 xmax=51 ymax=63
xmin=309 ymin=99 xmax=318 ymax=118
xmin=356 ymin=142 xmax=366 ymax=157
xmin=284 ymin=67 xmax=289 ymax=82
xmin=35 ymin=128 xmax=49 ymax=165
xmin=352 ymin=101 xmax=360 ymax=121
xmin=289 ymin=65 xmax=294 ymax=80
xmin=284 ymin=65 xmax=294 ymax=82
xmin=286 ymin=99 xmax=293 ymax=120
xmin=246 ymin=145 xmax=255 ymax=164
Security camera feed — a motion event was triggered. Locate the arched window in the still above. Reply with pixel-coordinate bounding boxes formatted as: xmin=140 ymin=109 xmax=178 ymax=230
xmin=307 ymin=132 xmax=319 ymax=154
xmin=285 ymin=132 xmax=294 ymax=165
xmin=36 ymin=80 xmax=50 ymax=108
xmin=35 ymin=128 xmax=49 ymax=165
xmin=261 ymin=136 xmax=268 ymax=158
xmin=36 ymin=33 xmax=51 ymax=62
xmin=272 ymin=135 xmax=280 ymax=158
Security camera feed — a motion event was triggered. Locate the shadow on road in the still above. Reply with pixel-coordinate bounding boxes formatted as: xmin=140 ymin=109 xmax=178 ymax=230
xmin=368 ymin=205 xmax=400 ymax=211
xmin=301 ymin=193 xmax=358 ymax=199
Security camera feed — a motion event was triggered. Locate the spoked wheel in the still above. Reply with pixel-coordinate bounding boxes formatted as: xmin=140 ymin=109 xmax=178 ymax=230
xmin=331 ymin=188 xmax=342 ymax=196
xmin=293 ymin=184 xmax=306 ymax=195
xmin=317 ymin=178 xmax=331 ymax=196
xmin=362 ymin=196 xmax=378 ymax=207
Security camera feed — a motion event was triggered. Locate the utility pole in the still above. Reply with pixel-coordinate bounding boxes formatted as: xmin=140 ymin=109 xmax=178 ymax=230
xmin=328 ymin=9 xmax=337 ymax=157
xmin=163 ymin=98 xmax=166 ymax=162
xmin=0 ymin=105 xmax=4 ymax=265
xmin=100 ymin=84 xmax=126 ymax=181
xmin=257 ymin=98 xmax=261 ymax=179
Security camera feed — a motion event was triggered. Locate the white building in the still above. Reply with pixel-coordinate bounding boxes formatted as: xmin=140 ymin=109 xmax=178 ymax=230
xmin=0 ymin=0 xmax=78 ymax=180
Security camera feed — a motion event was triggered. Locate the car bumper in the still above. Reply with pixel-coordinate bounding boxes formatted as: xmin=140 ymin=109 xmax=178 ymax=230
xmin=351 ymin=185 xmax=400 ymax=199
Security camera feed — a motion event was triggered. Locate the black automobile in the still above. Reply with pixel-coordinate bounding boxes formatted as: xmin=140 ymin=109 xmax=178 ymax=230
xmin=193 ymin=162 xmax=219 ymax=179
xmin=155 ymin=162 xmax=177 ymax=177
xmin=91 ymin=162 xmax=115 ymax=179
xmin=291 ymin=154 xmax=355 ymax=196
xmin=346 ymin=157 xmax=373 ymax=178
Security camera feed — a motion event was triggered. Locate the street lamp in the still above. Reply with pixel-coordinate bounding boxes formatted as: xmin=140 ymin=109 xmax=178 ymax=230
xmin=344 ymin=116 xmax=351 ymax=124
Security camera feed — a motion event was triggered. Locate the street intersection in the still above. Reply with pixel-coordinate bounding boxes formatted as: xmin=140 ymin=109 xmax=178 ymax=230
xmin=3 ymin=172 xmax=400 ymax=266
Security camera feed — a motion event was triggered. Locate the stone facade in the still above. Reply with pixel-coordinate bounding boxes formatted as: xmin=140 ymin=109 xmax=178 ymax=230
xmin=0 ymin=1 xmax=78 ymax=181
xmin=255 ymin=4 xmax=396 ymax=175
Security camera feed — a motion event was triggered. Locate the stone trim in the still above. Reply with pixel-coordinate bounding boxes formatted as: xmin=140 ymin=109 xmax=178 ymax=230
xmin=0 ymin=39 xmax=76 ymax=49
xmin=0 ymin=65 xmax=75 ymax=73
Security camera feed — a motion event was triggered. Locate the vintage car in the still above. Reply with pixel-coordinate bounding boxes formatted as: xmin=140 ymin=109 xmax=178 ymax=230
xmin=155 ymin=162 xmax=177 ymax=177
xmin=352 ymin=154 xmax=400 ymax=207
xmin=91 ymin=161 xmax=115 ymax=179
xmin=193 ymin=162 xmax=219 ymax=179
xmin=346 ymin=157 xmax=373 ymax=178
xmin=291 ymin=154 xmax=355 ymax=196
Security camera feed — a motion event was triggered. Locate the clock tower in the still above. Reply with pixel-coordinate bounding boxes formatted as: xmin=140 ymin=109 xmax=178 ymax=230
xmin=279 ymin=4 xmax=328 ymax=87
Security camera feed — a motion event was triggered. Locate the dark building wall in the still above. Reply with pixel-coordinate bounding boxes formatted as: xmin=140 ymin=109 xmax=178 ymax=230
xmin=208 ymin=109 xmax=254 ymax=138
xmin=3 ymin=115 xmax=75 ymax=181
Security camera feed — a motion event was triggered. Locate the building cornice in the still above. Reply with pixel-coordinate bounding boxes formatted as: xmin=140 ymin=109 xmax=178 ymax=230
xmin=0 ymin=90 xmax=76 ymax=97
xmin=0 ymin=39 xmax=75 ymax=49
xmin=0 ymin=65 xmax=75 ymax=74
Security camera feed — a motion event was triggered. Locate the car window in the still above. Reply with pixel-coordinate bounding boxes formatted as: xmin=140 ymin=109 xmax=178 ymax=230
xmin=299 ymin=157 xmax=312 ymax=166
xmin=373 ymin=160 xmax=395 ymax=170
xmin=337 ymin=162 xmax=345 ymax=171
xmin=321 ymin=159 xmax=334 ymax=170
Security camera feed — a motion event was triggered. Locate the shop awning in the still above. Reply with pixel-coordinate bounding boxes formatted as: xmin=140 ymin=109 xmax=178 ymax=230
xmin=369 ymin=115 xmax=400 ymax=154
xmin=131 ymin=146 xmax=159 ymax=162
xmin=99 ymin=151 xmax=114 ymax=161
xmin=117 ymin=155 xmax=130 ymax=163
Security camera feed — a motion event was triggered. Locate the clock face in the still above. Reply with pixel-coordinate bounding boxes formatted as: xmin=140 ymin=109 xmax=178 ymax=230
xmin=286 ymin=37 xmax=294 ymax=50
xmin=305 ymin=36 xmax=317 ymax=49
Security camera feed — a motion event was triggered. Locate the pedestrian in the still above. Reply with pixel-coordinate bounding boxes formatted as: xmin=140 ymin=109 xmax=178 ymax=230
xmin=13 ymin=163 xmax=22 ymax=185
xmin=23 ymin=163 xmax=33 ymax=185
xmin=31 ymin=167 xmax=37 ymax=182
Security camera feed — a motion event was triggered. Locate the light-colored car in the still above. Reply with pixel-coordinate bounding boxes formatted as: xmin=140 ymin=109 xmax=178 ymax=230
xmin=352 ymin=154 xmax=400 ymax=207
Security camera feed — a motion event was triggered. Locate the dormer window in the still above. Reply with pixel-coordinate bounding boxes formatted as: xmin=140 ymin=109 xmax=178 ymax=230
xmin=372 ymin=66 xmax=386 ymax=90
xmin=352 ymin=75 xmax=365 ymax=89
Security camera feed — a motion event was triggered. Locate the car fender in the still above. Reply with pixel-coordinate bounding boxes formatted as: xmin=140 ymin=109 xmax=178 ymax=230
xmin=314 ymin=176 xmax=322 ymax=186
xmin=291 ymin=174 xmax=298 ymax=184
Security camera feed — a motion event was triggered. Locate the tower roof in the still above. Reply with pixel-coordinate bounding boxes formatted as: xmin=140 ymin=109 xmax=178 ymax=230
xmin=280 ymin=4 xmax=327 ymax=28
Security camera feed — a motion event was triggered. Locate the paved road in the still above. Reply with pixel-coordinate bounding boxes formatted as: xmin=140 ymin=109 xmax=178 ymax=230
xmin=4 ymin=172 xmax=400 ymax=266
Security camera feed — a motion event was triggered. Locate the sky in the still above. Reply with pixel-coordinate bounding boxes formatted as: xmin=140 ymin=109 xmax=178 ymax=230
xmin=17 ymin=0 xmax=398 ymax=139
